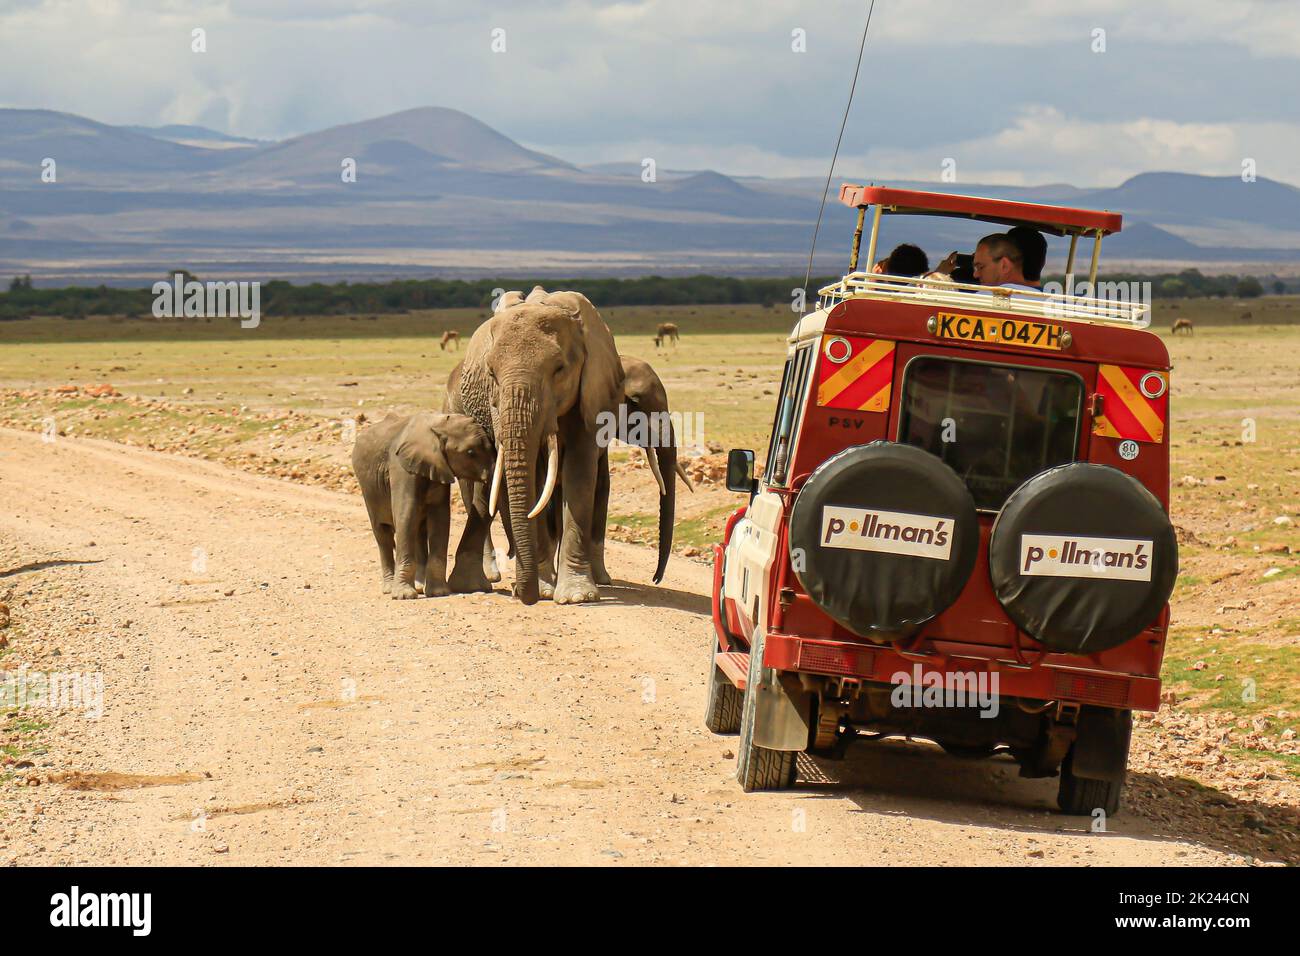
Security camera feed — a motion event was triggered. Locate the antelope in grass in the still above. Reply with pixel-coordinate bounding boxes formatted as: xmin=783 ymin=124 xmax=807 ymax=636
xmin=653 ymin=322 xmax=680 ymax=348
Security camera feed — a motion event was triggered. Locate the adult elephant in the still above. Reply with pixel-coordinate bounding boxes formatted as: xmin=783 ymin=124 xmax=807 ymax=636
xmin=448 ymin=286 xmax=623 ymax=605
xmin=590 ymin=355 xmax=694 ymax=586
xmin=455 ymin=353 xmax=693 ymax=591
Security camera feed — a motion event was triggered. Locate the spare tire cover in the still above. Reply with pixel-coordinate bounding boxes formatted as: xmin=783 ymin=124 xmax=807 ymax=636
xmin=788 ymin=442 xmax=979 ymax=640
xmin=989 ymin=463 xmax=1177 ymax=654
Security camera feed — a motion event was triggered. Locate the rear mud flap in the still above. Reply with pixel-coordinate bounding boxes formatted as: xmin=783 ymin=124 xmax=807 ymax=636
xmin=1070 ymin=706 xmax=1133 ymax=783
xmin=753 ymin=670 xmax=812 ymax=751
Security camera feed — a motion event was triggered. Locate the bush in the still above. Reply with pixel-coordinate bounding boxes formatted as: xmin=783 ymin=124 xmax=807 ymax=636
xmin=0 ymin=268 xmax=1287 ymax=320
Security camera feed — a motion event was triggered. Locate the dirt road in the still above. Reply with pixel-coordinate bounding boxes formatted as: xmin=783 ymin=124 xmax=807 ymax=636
xmin=0 ymin=427 xmax=1249 ymax=865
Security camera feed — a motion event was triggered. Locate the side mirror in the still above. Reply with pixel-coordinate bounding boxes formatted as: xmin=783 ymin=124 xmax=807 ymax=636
xmin=726 ymin=449 xmax=757 ymax=494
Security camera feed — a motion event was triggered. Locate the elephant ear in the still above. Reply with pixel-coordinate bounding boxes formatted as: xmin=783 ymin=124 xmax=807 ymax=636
xmin=443 ymin=361 xmax=463 ymax=412
xmin=618 ymin=355 xmax=669 ymax=415
xmin=393 ymin=414 xmax=455 ymax=482
xmin=495 ymin=290 xmax=526 ymax=313
xmin=546 ymin=291 xmax=624 ymax=430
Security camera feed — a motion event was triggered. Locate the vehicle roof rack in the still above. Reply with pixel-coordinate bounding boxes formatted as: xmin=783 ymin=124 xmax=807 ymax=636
xmin=838 ymin=184 xmax=1123 ymax=286
xmin=816 ymin=271 xmax=1151 ymax=329
xmin=838 ymin=185 xmax=1122 ymax=237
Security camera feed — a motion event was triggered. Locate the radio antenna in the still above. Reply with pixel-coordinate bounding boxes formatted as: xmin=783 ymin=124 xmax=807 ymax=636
xmin=799 ymin=0 xmax=877 ymax=317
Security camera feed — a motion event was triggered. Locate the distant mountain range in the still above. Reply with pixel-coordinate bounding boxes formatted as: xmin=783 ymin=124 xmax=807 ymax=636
xmin=1 ymin=106 xmax=1297 ymax=285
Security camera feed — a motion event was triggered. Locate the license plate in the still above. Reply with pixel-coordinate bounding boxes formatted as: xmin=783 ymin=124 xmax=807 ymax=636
xmin=934 ymin=312 xmax=1064 ymax=350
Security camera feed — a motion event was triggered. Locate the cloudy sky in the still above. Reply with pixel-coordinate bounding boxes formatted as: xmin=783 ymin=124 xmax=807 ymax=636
xmin=2 ymin=0 xmax=1298 ymax=186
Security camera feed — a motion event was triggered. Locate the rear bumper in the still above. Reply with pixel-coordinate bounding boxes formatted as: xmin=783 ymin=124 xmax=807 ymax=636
xmin=763 ymin=632 xmax=1161 ymax=712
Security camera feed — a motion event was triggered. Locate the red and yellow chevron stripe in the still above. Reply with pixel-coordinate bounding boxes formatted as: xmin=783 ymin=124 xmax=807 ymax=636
xmin=815 ymin=336 xmax=895 ymax=412
xmin=1093 ymin=365 xmax=1168 ymax=444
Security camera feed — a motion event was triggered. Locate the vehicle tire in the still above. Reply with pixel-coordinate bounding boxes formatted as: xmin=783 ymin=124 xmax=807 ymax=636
xmin=1057 ymin=711 xmax=1131 ymax=817
xmin=704 ymin=639 xmax=743 ymax=735
xmin=787 ymin=442 xmax=979 ymax=640
xmin=990 ymin=463 xmax=1178 ymax=654
xmin=735 ymin=627 xmax=797 ymax=792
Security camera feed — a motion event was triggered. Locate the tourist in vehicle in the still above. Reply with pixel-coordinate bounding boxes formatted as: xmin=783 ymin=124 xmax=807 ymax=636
xmin=925 ymin=251 xmax=976 ymax=285
xmin=972 ymin=233 xmax=1037 ymax=290
xmin=871 ymin=242 xmax=930 ymax=278
xmin=1007 ymin=225 xmax=1047 ymax=287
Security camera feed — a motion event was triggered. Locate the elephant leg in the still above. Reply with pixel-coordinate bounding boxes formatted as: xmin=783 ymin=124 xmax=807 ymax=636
xmin=360 ymin=489 xmax=396 ymax=593
xmin=591 ymin=449 xmax=611 ymax=585
xmin=502 ymin=507 xmax=517 ymax=559
xmin=425 ymin=484 xmax=451 ymax=597
xmin=553 ymin=425 xmax=601 ymax=605
xmin=373 ymin=522 xmax=396 ymax=594
xmin=414 ymin=514 xmax=429 ymax=592
xmin=481 ymin=525 xmax=501 ymax=583
xmin=536 ymin=517 xmax=556 ymax=601
xmin=391 ymin=475 xmax=423 ymax=600
xmin=536 ymin=445 xmax=557 ymax=600
xmin=449 ymin=478 xmax=494 ymax=593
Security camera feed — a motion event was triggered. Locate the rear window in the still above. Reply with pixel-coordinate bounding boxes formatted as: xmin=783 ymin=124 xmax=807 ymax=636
xmin=898 ymin=356 xmax=1083 ymax=510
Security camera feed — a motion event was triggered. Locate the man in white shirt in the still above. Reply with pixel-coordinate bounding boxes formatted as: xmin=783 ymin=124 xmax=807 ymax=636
xmin=972 ymin=233 xmax=1037 ymax=290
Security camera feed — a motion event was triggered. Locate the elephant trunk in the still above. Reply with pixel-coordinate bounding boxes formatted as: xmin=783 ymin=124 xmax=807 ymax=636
xmin=499 ymin=381 xmax=543 ymax=605
xmin=652 ymin=440 xmax=677 ymax=584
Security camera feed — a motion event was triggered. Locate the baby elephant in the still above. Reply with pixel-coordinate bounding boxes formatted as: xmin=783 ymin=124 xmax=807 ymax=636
xmin=352 ymin=412 xmax=493 ymax=599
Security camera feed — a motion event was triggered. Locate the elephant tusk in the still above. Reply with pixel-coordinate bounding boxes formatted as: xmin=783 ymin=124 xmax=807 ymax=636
xmin=644 ymin=445 xmax=667 ymax=497
xmin=488 ymin=443 xmax=505 ymax=516
xmin=675 ymin=459 xmax=695 ymax=493
xmin=527 ymin=435 xmax=559 ymax=520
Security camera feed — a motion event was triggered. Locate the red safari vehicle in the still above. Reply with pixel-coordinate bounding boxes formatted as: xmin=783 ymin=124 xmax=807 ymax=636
xmin=708 ymin=185 xmax=1177 ymax=815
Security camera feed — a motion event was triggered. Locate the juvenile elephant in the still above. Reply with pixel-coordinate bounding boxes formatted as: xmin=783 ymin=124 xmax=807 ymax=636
xmin=448 ymin=286 xmax=623 ymax=605
xmin=352 ymin=412 xmax=493 ymax=599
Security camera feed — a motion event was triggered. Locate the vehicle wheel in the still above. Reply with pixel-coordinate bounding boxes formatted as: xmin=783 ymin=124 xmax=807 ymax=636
xmin=704 ymin=639 xmax=743 ymax=734
xmin=735 ymin=627 xmax=797 ymax=792
xmin=1057 ymin=749 xmax=1123 ymax=816
xmin=1057 ymin=711 xmax=1131 ymax=817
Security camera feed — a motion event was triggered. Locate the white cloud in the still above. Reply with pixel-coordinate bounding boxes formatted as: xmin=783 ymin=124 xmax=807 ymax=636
xmin=1 ymin=0 xmax=1298 ymax=186
xmin=532 ymin=108 xmax=1300 ymax=187
xmin=853 ymin=0 xmax=1300 ymax=58
xmin=848 ymin=108 xmax=1300 ymax=187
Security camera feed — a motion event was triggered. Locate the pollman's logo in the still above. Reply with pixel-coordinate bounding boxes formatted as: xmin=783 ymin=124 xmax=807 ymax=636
xmin=821 ymin=505 xmax=954 ymax=560
xmin=49 ymin=886 xmax=151 ymax=936
xmin=1020 ymin=533 xmax=1153 ymax=582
